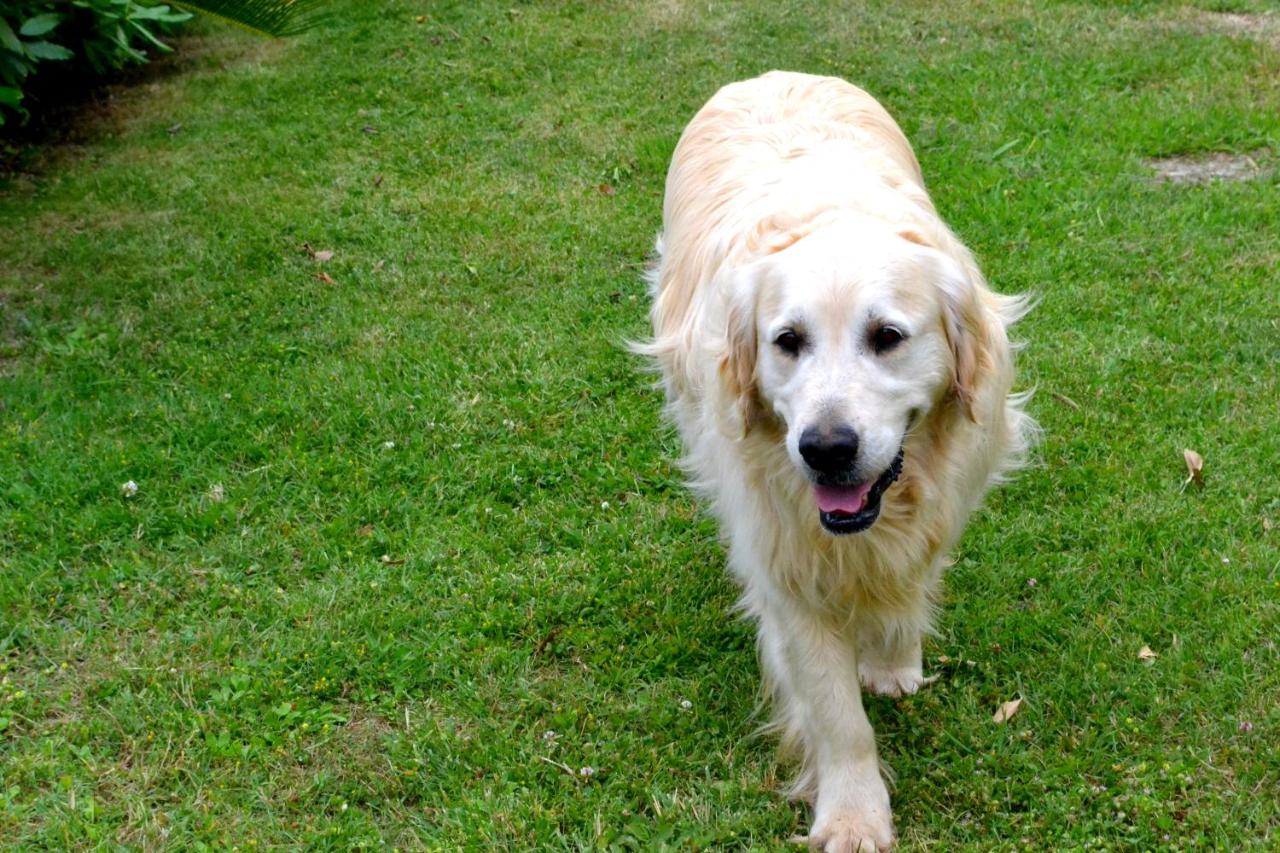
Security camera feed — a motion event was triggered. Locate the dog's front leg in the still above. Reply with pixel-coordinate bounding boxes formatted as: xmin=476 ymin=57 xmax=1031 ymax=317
xmin=856 ymin=612 xmax=935 ymax=699
xmin=759 ymin=601 xmax=895 ymax=852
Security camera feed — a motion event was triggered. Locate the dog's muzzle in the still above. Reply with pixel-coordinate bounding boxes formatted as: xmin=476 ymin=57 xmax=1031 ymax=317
xmin=813 ymin=448 xmax=904 ymax=535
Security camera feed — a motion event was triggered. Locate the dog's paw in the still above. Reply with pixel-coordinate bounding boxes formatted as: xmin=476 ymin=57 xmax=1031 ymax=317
xmin=805 ymin=812 xmax=896 ymax=852
xmin=857 ymin=662 xmax=937 ymax=698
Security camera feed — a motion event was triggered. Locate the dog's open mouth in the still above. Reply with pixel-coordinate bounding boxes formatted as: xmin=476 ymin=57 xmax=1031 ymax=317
xmin=813 ymin=449 xmax=904 ymax=535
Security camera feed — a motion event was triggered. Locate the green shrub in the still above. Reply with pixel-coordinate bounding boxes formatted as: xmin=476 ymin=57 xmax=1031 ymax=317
xmin=1 ymin=1 xmax=325 ymax=127
xmin=0 ymin=0 xmax=190 ymax=126
xmin=70 ymin=0 xmax=193 ymax=72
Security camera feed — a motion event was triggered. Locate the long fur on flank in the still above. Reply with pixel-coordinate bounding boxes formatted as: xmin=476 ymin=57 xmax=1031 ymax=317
xmin=639 ymin=72 xmax=1035 ymax=851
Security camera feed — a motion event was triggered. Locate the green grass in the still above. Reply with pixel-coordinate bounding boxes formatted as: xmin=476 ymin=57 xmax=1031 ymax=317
xmin=1 ymin=0 xmax=1278 ymax=848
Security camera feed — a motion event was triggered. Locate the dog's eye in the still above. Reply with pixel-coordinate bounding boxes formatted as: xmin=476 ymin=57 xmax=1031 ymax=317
xmin=773 ymin=329 xmax=804 ymax=356
xmin=871 ymin=325 xmax=906 ymax=354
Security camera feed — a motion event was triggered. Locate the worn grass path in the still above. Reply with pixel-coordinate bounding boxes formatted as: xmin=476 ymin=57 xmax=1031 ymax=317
xmin=1 ymin=0 xmax=1278 ymax=848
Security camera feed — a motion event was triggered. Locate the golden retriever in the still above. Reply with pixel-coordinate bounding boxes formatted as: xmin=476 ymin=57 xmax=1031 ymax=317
xmin=641 ymin=71 xmax=1034 ymax=851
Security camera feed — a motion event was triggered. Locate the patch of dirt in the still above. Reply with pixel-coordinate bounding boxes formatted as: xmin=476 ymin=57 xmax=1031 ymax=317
xmin=643 ymin=0 xmax=692 ymax=30
xmin=1175 ymin=10 xmax=1280 ymax=50
xmin=1203 ymin=11 xmax=1280 ymax=47
xmin=1148 ymin=151 xmax=1269 ymax=184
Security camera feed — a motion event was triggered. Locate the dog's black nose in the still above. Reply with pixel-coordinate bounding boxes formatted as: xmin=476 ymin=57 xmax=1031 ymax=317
xmin=799 ymin=426 xmax=859 ymax=475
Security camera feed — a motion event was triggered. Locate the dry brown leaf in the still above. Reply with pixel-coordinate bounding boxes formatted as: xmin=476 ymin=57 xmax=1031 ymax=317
xmin=992 ymin=697 xmax=1022 ymax=724
xmin=316 ymin=271 xmax=336 ymax=285
xmin=1138 ymin=645 xmax=1158 ymax=661
xmin=356 ymin=524 xmax=374 ymax=537
xmin=1052 ymin=392 xmax=1080 ymax=410
xmin=313 ymin=250 xmax=334 ymax=263
xmin=596 ymin=183 xmax=616 ymax=196
xmin=1181 ymin=448 xmax=1204 ymax=492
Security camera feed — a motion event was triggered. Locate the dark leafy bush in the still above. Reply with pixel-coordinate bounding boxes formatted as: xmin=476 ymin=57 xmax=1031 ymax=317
xmin=0 ymin=0 xmax=190 ymax=126
xmin=1 ymin=0 xmax=326 ymax=127
xmin=71 ymin=0 xmax=193 ymax=72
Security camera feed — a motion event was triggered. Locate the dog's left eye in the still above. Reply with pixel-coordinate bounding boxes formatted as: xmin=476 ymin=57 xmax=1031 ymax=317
xmin=871 ymin=325 xmax=906 ymax=354
xmin=774 ymin=329 xmax=804 ymax=356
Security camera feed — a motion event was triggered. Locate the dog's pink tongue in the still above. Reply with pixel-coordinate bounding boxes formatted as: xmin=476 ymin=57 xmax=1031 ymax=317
xmin=814 ymin=482 xmax=873 ymax=515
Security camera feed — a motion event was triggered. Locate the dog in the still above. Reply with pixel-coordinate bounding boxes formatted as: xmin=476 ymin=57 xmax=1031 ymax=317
xmin=640 ymin=71 xmax=1034 ymax=851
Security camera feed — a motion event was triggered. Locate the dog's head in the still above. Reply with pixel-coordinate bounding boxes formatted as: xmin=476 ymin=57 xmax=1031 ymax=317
xmin=721 ymin=214 xmax=993 ymax=535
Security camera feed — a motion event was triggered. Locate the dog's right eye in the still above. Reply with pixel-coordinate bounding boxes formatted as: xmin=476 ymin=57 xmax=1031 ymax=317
xmin=774 ymin=330 xmax=804 ymax=356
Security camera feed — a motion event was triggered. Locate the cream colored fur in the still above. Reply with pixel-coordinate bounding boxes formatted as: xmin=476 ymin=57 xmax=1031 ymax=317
xmin=640 ymin=71 xmax=1034 ymax=851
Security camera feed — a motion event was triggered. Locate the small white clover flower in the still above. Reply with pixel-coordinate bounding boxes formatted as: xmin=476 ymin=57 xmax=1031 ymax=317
xmin=600 ymin=501 xmax=610 ymax=510
xmin=579 ymin=766 xmax=594 ymax=778
xmin=680 ymin=699 xmax=693 ymax=711
xmin=208 ymin=483 xmax=225 ymax=503
xmin=542 ymin=730 xmax=558 ymax=741
xmin=121 ymin=480 xmax=139 ymax=498
xmin=383 ymin=440 xmax=396 ymax=450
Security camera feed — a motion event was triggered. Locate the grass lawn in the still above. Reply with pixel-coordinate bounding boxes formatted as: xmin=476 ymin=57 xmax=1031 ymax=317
xmin=2 ymin=0 xmax=1278 ymax=848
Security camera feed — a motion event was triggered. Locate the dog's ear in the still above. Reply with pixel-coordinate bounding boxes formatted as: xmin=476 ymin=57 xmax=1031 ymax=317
xmin=900 ymin=228 xmax=988 ymax=422
xmin=938 ymin=262 xmax=992 ymax=423
xmin=720 ymin=267 xmax=765 ymax=434
xmin=746 ymin=214 xmax=818 ymax=257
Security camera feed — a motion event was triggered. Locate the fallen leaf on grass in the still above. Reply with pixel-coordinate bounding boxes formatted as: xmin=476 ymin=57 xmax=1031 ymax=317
xmin=1052 ymin=392 xmax=1080 ymax=410
xmin=316 ymin=271 xmax=336 ymax=285
xmin=596 ymin=183 xmax=616 ymax=196
xmin=533 ymin=626 xmax=563 ymax=657
xmin=356 ymin=524 xmax=373 ymax=537
xmin=1181 ymin=448 xmax=1204 ymax=492
xmin=992 ymin=697 xmax=1022 ymax=724
xmin=1138 ymin=645 xmax=1158 ymax=661
xmin=300 ymin=243 xmax=334 ymax=262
